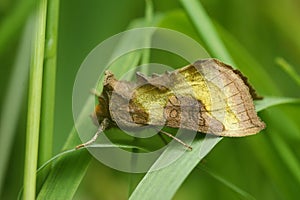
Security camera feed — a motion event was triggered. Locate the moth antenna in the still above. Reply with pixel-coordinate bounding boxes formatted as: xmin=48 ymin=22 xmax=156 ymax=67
xmin=136 ymin=71 xmax=149 ymax=83
xmin=155 ymin=128 xmax=192 ymax=150
xmin=76 ymin=118 xmax=110 ymax=149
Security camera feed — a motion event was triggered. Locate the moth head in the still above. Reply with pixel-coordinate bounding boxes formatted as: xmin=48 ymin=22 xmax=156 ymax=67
xmin=91 ymin=95 xmax=110 ymax=126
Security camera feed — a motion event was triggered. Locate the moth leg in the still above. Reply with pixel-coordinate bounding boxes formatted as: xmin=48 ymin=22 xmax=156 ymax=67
xmin=157 ymin=132 xmax=168 ymax=145
xmin=155 ymin=128 xmax=192 ymax=151
xmin=76 ymin=118 xmax=110 ymax=149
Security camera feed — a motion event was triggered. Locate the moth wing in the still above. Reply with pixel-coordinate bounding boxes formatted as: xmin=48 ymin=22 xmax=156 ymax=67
xmin=150 ymin=94 xmax=225 ymax=133
xmin=189 ymin=59 xmax=265 ymax=136
xmin=132 ymin=59 xmax=265 ymax=136
xmin=108 ymin=59 xmax=265 ymax=137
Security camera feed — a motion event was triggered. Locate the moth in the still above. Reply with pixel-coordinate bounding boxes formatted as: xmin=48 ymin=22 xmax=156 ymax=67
xmin=76 ymin=59 xmax=265 ymax=150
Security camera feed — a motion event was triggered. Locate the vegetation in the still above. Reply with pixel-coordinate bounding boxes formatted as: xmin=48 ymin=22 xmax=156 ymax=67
xmin=1 ymin=0 xmax=300 ymax=199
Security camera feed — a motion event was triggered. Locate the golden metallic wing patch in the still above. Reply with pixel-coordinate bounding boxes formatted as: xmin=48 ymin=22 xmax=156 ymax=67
xmin=99 ymin=58 xmax=265 ymax=137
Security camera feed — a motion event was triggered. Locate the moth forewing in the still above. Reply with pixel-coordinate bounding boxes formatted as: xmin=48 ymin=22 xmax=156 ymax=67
xmin=76 ymin=58 xmax=265 ymax=150
xmin=192 ymin=59 xmax=265 ymax=136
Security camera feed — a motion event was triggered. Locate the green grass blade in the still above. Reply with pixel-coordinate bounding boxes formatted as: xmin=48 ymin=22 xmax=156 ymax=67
xmin=261 ymin=0 xmax=300 ymax=56
xmin=245 ymin=134 xmax=298 ymax=199
xmin=257 ymin=99 xmax=300 ymax=185
xmin=128 ymin=1 xmax=155 ymax=195
xmin=36 ymin=128 xmax=90 ymax=200
xmin=0 ymin=0 xmax=36 ymax=54
xmin=128 ymin=1 xmax=300 ymax=197
xmin=140 ymin=0 xmax=153 ymax=67
xmin=214 ymin=22 xmax=280 ymax=95
xmin=130 ymin=2 xmax=235 ymax=199
xmin=198 ymin=164 xmax=256 ymax=200
xmin=36 ymin=112 xmax=149 ymax=199
xmin=269 ymin=133 xmax=300 ymax=185
xmin=23 ymin=0 xmax=47 ymax=199
xmin=129 ymin=96 xmax=299 ymax=200
xmin=36 ymin=21 xmax=147 ymax=199
xmin=179 ymin=0 xmax=235 ymax=65
xmin=216 ymin=20 xmax=300 ymax=197
xmin=255 ymin=96 xmax=300 ymax=112
xmin=276 ymin=57 xmax=300 ymax=87
xmin=129 ymin=136 xmax=222 ymax=200
xmin=129 ymin=2 xmax=234 ymax=199
xmin=35 ymin=142 xmax=148 ymax=199
xmin=39 ymin=0 xmax=60 ymax=166
xmin=0 ymin=19 xmax=33 ymax=196
xmin=37 ymin=144 xmax=149 ymax=176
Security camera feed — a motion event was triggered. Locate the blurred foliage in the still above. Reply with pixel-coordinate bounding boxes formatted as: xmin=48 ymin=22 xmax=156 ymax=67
xmin=1 ymin=0 xmax=300 ymax=199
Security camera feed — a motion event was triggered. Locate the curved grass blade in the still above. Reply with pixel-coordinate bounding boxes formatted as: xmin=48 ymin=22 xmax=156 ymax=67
xmin=128 ymin=2 xmax=300 ymax=198
xmin=269 ymin=133 xmax=300 ymax=185
xmin=129 ymin=96 xmax=300 ymax=200
xmin=38 ymin=144 xmax=150 ymax=175
xmin=129 ymin=135 xmax=222 ymax=200
xmin=216 ymin=18 xmax=300 ymax=198
xmin=197 ymin=164 xmax=256 ymax=200
xmin=255 ymin=96 xmax=300 ymax=112
xmin=35 ymin=143 xmax=148 ymax=200
xmin=276 ymin=57 xmax=300 ymax=87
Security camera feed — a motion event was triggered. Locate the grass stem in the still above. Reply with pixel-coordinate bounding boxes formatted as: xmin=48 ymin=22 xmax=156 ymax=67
xmin=39 ymin=0 xmax=60 ymax=167
xmin=23 ymin=0 xmax=47 ymax=199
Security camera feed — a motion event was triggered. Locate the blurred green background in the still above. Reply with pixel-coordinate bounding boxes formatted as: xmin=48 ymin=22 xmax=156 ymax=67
xmin=1 ymin=0 xmax=300 ymax=199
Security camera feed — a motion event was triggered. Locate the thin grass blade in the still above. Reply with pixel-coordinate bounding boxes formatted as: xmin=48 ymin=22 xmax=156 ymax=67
xmin=0 ymin=18 xmax=33 ymax=196
xmin=23 ymin=0 xmax=47 ymax=199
